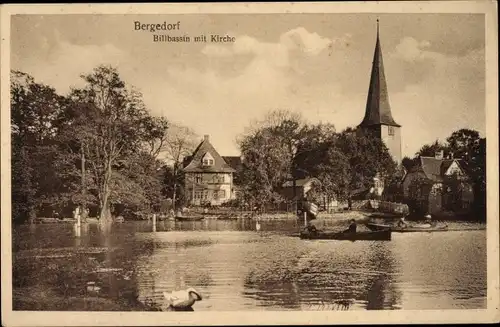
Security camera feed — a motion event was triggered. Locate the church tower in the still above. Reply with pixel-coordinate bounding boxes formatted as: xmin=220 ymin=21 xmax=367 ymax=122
xmin=358 ymin=20 xmax=402 ymax=164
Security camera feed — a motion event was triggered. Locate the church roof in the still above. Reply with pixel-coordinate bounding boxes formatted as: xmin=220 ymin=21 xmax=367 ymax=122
xmin=359 ymin=21 xmax=401 ymax=128
xmin=183 ymin=135 xmax=236 ymax=173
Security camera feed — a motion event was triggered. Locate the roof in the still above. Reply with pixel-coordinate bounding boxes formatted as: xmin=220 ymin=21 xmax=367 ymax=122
xmin=358 ymin=24 xmax=401 ymax=128
xmin=182 ymin=136 xmax=236 ymax=173
xmin=282 ymin=178 xmax=320 ymax=188
xmin=222 ymin=156 xmax=242 ymax=171
xmin=417 ymin=157 xmax=467 ymax=182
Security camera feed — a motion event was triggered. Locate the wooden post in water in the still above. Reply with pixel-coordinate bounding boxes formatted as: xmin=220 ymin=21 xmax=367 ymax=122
xmin=81 ymin=145 xmax=86 ymax=222
xmin=75 ymin=212 xmax=81 ymax=238
xmin=152 ymin=213 xmax=157 ymax=232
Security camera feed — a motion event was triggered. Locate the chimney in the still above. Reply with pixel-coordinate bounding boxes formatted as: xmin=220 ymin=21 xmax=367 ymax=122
xmin=435 ymin=150 xmax=444 ymax=160
xmin=204 ymin=135 xmax=209 ymax=142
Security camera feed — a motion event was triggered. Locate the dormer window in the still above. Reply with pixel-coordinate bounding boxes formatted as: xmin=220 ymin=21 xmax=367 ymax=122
xmin=202 ymin=152 xmax=215 ymax=166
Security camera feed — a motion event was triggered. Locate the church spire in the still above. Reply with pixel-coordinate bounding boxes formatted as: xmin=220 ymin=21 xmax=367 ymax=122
xmin=359 ymin=19 xmax=400 ymax=127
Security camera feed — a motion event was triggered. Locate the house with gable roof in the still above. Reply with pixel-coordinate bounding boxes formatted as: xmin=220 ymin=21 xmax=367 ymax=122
xmin=402 ymin=150 xmax=474 ymax=217
xmin=183 ymin=135 xmax=240 ymax=206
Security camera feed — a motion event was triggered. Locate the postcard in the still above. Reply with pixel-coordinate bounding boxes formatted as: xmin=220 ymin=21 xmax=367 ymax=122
xmin=1 ymin=1 xmax=498 ymax=326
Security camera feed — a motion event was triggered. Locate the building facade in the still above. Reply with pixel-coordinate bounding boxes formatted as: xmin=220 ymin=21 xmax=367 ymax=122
xmin=183 ymin=135 xmax=239 ymax=206
xmin=401 ymin=151 xmax=474 ymax=217
xmin=358 ymin=21 xmax=402 ymax=164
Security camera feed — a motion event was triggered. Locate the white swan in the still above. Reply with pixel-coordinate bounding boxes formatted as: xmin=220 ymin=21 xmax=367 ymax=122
xmin=163 ymin=287 xmax=202 ymax=309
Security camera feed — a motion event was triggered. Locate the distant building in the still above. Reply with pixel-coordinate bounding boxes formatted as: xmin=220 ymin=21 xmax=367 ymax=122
xmin=280 ymin=178 xmax=339 ymax=212
xmin=358 ymin=20 xmax=402 ymax=164
xmin=280 ymin=178 xmax=321 ymax=201
xmin=183 ymin=135 xmax=240 ymax=206
xmin=402 ymin=151 xmax=474 ymax=217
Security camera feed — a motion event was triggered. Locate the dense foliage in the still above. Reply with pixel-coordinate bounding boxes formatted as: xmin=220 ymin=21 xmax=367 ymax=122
xmin=238 ymin=110 xmax=397 ymax=208
xmin=11 ymin=67 xmax=169 ymax=223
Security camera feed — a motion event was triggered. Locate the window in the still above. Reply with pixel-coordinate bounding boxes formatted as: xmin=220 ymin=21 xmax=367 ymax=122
xmin=202 ymin=153 xmax=215 ymax=166
xmin=195 ymin=174 xmax=203 ymax=183
xmin=220 ymin=190 xmax=226 ymax=198
xmin=388 ymin=126 xmax=395 ymax=136
xmin=211 ymin=174 xmax=225 ymax=184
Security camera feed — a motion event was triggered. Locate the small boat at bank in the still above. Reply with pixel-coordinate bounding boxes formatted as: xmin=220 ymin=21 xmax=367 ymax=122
xmin=365 ymin=222 xmax=448 ymax=233
xmin=300 ymin=229 xmax=391 ymax=241
xmin=175 ymin=215 xmax=205 ymax=221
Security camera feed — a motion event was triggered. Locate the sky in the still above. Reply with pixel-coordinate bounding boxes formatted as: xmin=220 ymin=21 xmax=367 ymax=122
xmin=11 ymin=13 xmax=485 ymax=157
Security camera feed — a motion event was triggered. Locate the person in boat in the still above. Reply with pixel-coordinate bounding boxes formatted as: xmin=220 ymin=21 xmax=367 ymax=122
xmin=397 ymin=217 xmax=408 ymax=228
xmin=344 ymin=219 xmax=357 ymax=233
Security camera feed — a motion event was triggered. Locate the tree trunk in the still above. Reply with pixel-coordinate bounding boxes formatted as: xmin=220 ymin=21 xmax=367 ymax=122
xmin=172 ymin=183 xmax=177 ymax=212
xmin=99 ymin=162 xmax=113 ymax=222
xmin=99 ymin=191 xmax=111 ymax=221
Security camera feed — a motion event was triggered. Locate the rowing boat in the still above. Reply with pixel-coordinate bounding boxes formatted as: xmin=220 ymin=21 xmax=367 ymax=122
xmin=365 ymin=222 xmax=448 ymax=233
xmin=300 ymin=229 xmax=391 ymax=241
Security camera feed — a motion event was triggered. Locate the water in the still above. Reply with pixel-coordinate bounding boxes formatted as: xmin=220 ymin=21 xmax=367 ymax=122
xmin=12 ymin=219 xmax=487 ymax=311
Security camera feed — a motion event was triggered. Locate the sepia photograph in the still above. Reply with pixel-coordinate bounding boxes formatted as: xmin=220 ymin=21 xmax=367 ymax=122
xmin=1 ymin=1 xmax=498 ymax=326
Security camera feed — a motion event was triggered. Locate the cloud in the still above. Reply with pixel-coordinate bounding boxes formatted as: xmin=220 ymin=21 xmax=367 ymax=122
xmin=15 ymin=37 xmax=128 ymax=95
xmin=392 ymin=36 xmax=436 ymax=62
xmin=389 ymin=38 xmax=485 ymax=156
xmin=201 ymin=27 xmax=347 ymax=64
xmin=12 ymin=27 xmax=484 ymax=159
xmin=280 ymin=27 xmax=334 ymax=55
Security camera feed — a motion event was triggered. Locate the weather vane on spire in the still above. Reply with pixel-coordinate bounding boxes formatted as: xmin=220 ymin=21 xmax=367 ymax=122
xmin=377 ymin=17 xmax=380 ymax=36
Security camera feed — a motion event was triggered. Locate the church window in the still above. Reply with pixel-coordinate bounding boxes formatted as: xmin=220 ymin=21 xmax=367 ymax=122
xmin=388 ymin=126 xmax=395 ymax=136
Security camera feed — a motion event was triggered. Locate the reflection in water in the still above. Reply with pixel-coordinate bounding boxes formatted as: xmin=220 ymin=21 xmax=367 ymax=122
xmin=12 ymin=220 xmax=486 ymax=311
xmin=364 ymin=242 xmax=402 ymax=310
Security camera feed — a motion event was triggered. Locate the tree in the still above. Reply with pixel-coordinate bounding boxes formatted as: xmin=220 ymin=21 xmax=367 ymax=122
xmin=66 ymin=65 xmax=151 ymax=221
xmin=238 ymin=110 xmax=306 ymax=210
xmin=446 ymin=129 xmax=481 ymax=161
xmin=334 ymin=128 xmax=397 ymax=202
xmin=239 ymin=128 xmax=291 ymax=209
xmin=293 ymin=123 xmax=345 ymax=204
xmin=10 ymin=71 xmax=69 ymax=222
xmin=140 ymin=116 xmax=170 ymax=159
xmin=162 ymin=123 xmax=198 ymax=210
xmin=446 ymin=129 xmax=485 ymax=219
xmin=416 ymin=140 xmax=449 ymax=158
